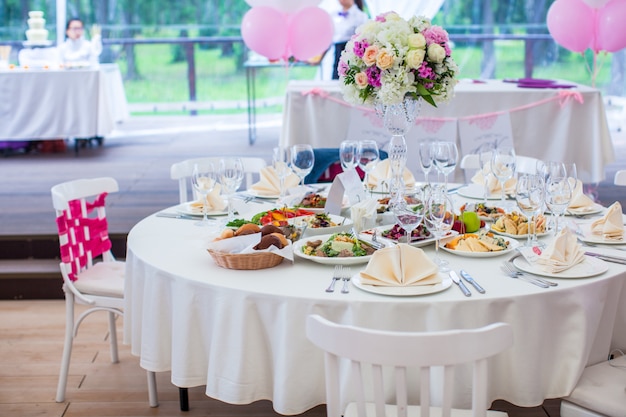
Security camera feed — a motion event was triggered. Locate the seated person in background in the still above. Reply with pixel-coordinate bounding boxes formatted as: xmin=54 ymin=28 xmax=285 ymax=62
xmin=57 ymin=18 xmax=102 ymax=67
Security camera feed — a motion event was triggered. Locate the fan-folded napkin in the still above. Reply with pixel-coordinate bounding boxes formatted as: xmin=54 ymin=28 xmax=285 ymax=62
xmin=471 ymin=163 xmax=516 ymax=194
xmin=190 ymin=183 xmax=226 ymax=212
xmin=568 ymin=178 xmax=596 ymax=212
xmin=366 ymin=159 xmax=416 ymax=190
xmin=591 ymin=201 xmax=623 ymax=241
xmin=536 ymin=228 xmax=585 ymax=273
xmin=250 ymin=166 xmax=300 ymax=196
xmin=350 ymin=198 xmax=378 ymax=232
xmin=360 ymin=244 xmax=440 ymax=287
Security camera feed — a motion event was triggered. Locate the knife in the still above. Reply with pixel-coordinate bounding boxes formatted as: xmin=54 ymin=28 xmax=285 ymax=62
xmin=460 ymin=270 xmax=485 ymax=294
xmin=584 ymin=252 xmax=626 ymax=265
xmin=449 ymin=271 xmax=472 ymax=297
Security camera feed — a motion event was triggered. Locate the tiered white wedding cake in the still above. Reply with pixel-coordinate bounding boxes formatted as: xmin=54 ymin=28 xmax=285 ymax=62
xmin=25 ymin=11 xmax=49 ymax=43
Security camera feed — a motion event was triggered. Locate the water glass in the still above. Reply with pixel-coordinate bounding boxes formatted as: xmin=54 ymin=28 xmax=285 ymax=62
xmin=545 ymin=176 xmax=572 ymax=235
xmin=339 ymin=140 xmax=358 ymax=172
xmin=219 ymin=158 xmax=244 ymax=223
xmin=291 ymin=144 xmax=315 ymax=187
xmin=273 ymin=147 xmax=291 ymax=200
xmin=477 ymin=142 xmax=496 ymax=204
xmin=515 ymin=174 xmax=545 ymax=247
xmin=392 ymin=199 xmax=424 ymax=244
xmin=418 ymin=140 xmax=435 ymax=187
xmin=491 ymin=146 xmax=516 ymax=206
xmin=432 ymin=141 xmax=458 ymax=191
xmin=357 ymin=140 xmax=380 ymax=193
xmin=191 ymin=162 xmax=217 ymax=227
xmin=427 ymin=189 xmax=453 ymax=272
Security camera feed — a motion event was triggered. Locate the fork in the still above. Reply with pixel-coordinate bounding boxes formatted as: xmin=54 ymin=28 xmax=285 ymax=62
xmin=501 ymin=262 xmax=549 ymax=288
xmin=507 ymin=253 xmax=558 ymax=287
xmin=351 ymin=227 xmax=384 ymax=250
xmin=325 ymin=265 xmax=342 ymax=293
xmin=341 ymin=267 xmax=352 ymax=294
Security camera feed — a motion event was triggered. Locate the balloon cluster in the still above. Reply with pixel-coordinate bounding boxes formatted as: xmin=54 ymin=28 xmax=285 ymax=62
xmin=241 ymin=0 xmax=334 ymax=62
xmin=547 ymin=0 xmax=626 ymax=53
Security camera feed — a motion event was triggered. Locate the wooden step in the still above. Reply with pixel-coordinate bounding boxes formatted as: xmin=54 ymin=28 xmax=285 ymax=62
xmin=0 ymin=259 xmax=63 ymax=300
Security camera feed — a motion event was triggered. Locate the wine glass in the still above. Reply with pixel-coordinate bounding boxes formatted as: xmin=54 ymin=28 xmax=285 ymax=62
xmin=291 ymin=144 xmax=315 ymax=188
xmin=273 ymin=147 xmax=291 ymax=201
xmin=392 ymin=197 xmax=425 ymax=245
xmin=491 ymin=146 xmax=516 ymax=207
xmin=545 ymin=176 xmax=572 ymax=236
xmin=339 ymin=140 xmax=358 ymax=172
xmin=219 ymin=157 xmax=244 ymax=223
xmin=427 ymin=189 xmax=453 ymax=272
xmin=418 ymin=140 xmax=435 ymax=188
xmin=191 ymin=162 xmax=217 ymax=227
xmin=357 ymin=140 xmax=380 ymax=194
xmin=477 ymin=142 xmax=496 ymax=204
xmin=432 ymin=141 xmax=458 ymax=192
xmin=515 ymin=174 xmax=545 ymax=247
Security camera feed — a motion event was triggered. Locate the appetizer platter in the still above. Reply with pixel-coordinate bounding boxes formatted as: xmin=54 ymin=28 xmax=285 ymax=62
xmin=442 ymin=231 xmax=519 ymax=257
xmin=490 ymin=212 xmax=548 ymax=237
xmin=459 ymin=202 xmax=506 ymax=221
xmin=294 ymin=233 xmax=385 ymax=265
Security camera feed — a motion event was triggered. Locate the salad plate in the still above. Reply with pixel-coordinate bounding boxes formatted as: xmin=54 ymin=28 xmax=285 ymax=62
xmin=294 ymin=213 xmax=352 ymax=237
xmin=351 ymin=274 xmax=452 ymax=296
xmin=293 ymin=233 xmax=386 ymax=265
xmin=440 ymin=234 xmax=520 ymax=258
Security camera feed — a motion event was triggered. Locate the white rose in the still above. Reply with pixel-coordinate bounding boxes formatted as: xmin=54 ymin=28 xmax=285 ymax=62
xmin=427 ymin=43 xmax=446 ymax=64
xmin=406 ymin=49 xmax=425 ymax=69
xmin=407 ymin=33 xmax=426 ymax=49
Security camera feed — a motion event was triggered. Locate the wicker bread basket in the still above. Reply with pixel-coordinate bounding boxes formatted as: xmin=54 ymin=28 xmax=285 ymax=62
xmin=207 ymin=249 xmax=284 ymax=270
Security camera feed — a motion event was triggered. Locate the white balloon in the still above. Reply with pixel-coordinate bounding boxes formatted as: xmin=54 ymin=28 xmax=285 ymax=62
xmin=271 ymin=0 xmax=321 ymax=14
xmin=582 ymin=0 xmax=610 ymax=8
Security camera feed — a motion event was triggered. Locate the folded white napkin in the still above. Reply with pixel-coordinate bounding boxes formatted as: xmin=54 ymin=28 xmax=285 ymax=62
xmin=350 ymin=198 xmax=378 ymax=232
xmin=591 ymin=201 xmax=624 ymax=241
xmin=567 ymin=178 xmax=596 ymax=213
xmin=366 ymin=159 xmax=416 ymax=190
xmin=537 ymin=228 xmax=585 ymax=273
xmin=360 ymin=244 xmax=440 ymax=287
xmin=471 ymin=162 xmax=516 ymax=194
xmin=190 ymin=183 xmax=226 ymax=212
xmin=250 ymin=166 xmax=300 ymax=196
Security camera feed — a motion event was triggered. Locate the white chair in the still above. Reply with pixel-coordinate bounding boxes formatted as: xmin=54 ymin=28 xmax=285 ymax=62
xmin=515 ymin=155 xmax=540 ymax=175
xmin=305 ymin=314 xmax=513 ymax=417
xmin=51 ymin=177 xmax=158 ymax=407
xmin=614 ymin=170 xmax=626 ymax=186
xmin=170 ymin=157 xmax=266 ymax=204
xmin=560 ymin=354 xmax=626 ymax=417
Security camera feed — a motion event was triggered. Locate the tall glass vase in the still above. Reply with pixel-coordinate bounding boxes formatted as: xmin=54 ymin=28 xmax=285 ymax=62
xmin=375 ymin=96 xmax=421 ymax=205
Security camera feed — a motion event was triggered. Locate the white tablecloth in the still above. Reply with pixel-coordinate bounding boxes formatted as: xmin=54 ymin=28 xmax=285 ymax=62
xmin=0 ymin=63 xmax=128 ymax=140
xmin=124 ymin=203 xmax=626 ymax=414
xmin=280 ymin=80 xmax=614 ymax=184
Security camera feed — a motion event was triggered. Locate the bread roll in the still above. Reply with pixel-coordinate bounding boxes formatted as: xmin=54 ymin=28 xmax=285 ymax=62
xmin=254 ymin=234 xmax=284 ymax=250
xmin=269 ymin=232 xmax=288 ymax=247
xmin=220 ymin=228 xmax=235 ymax=239
xmin=260 ymin=224 xmax=283 ymax=236
xmin=235 ymin=223 xmax=261 ymax=236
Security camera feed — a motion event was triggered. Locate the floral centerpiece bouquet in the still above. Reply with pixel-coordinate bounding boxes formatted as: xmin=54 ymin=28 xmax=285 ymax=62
xmin=338 ymin=11 xmax=458 ymax=107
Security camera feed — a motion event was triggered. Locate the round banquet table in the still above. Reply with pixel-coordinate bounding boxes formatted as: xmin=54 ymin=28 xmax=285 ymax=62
xmin=124 ymin=208 xmax=626 ymax=414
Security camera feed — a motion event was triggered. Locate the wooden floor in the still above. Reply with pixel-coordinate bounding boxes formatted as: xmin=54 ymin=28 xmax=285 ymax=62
xmin=0 ymin=300 xmax=562 ymax=417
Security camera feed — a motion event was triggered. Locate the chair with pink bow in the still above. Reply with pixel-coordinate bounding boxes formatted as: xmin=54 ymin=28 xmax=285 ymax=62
xmin=51 ymin=177 xmax=158 ymax=407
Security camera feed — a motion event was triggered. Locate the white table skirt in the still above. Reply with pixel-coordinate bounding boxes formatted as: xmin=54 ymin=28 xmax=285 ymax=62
xmin=279 ymin=80 xmax=614 ymax=184
xmin=0 ymin=63 xmax=128 ymax=140
xmin=124 ymin=206 xmax=626 ymax=414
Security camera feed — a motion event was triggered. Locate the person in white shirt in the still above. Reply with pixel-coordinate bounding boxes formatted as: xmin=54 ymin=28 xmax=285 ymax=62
xmin=326 ymin=0 xmax=369 ymax=80
xmin=57 ymin=18 xmax=102 ymax=66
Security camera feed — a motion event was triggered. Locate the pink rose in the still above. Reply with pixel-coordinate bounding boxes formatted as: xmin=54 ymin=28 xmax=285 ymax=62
xmin=354 ymin=72 xmax=369 ymax=89
xmin=362 ymin=45 xmax=379 ymax=66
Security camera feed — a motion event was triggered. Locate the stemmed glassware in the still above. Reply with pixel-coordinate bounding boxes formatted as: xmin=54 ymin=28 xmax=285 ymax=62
xmin=391 ymin=190 xmax=424 ymax=244
xmin=477 ymin=142 xmax=496 ymax=204
xmin=426 ymin=189 xmax=454 ymax=272
xmin=219 ymin=157 xmax=244 ymax=223
xmin=432 ymin=141 xmax=458 ymax=191
xmin=545 ymin=176 xmax=572 ymax=235
xmin=515 ymin=174 xmax=545 ymax=247
xmin=339 ymin=140 xmax=358 ymax=172
xmin=273 ymin=147 xmax=291 ymax=202
xmin=291 ymin=144 xmax=315 ymax=188
xmin=418 ymin=140 xmax=435 ymax=188
xmin=357 ymin=140 xmax=380 ymax=195
xmin=491 ymin=146 xmax=516 ymax=207
xmin=191 ymin=162 xmax=218 ymax=227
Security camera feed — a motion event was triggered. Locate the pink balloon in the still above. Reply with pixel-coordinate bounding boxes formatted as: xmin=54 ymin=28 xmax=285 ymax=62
xmin=582 ymin=0 xmax=610 ymax=7
xmin=241 ymin=7 xmax=289 ymax=60
xmin=597 ymin=0 xmax=626 ymax=52
xmin=547 ymin=0 xmax=594 ymax=53
xmin=288 ymin=7 xmax=333 ymax=61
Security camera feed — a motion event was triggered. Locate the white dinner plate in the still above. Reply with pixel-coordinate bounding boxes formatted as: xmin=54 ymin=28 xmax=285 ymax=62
xmin=512 ymin=255 xmax=608 ymax=278
xmin=295 ymin=214 xmax=353 ymax=237
xmin=293 ymin=233 xmax=387 ymax=265
xmin=457 ymin=184 xmax=504 ymax=200
xmin=176 ymin=202 xmax=228 ymax=217
xmin=489 ymin=227 xmax=550 ymax=239
xmin=245 ymin=189 xmax=280 ymax=199
xmin=576 ymin=224 xmax=626 ymax=245
xmin=565 ymin=204 xmax=604 ymax=216
xmin=352 ymin=274 xmax=452 ymax=296
xmin=439 ymin=235 xmax=520 ymax=257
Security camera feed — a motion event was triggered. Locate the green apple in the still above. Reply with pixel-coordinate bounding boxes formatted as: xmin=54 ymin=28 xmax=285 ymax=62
xmin=462 ymin=211 xmax=481 ymax=233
